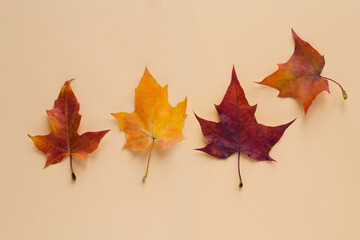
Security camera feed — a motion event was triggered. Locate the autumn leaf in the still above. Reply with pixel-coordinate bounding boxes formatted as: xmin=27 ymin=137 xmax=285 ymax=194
xmin=258 ymin=29 xmax=347 ymax=113
xmin=28 ymin=80 xmax=110 ymax=181
xmin=195 ymin=67 xmax=294 ymax=188
xmin=112 ymin=68 xmax=187 ymax=182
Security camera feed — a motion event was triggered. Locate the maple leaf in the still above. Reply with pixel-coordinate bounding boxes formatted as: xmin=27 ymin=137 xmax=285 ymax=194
xmin=28 ymin=80 xmax=110 ymax=181
xmin=258 ymin=29 xmax=347 ymax=113
xmin=195 ymin=67 xmax=294 ymax=188
xmin=112 ymin=67 xmax=187 ymax=182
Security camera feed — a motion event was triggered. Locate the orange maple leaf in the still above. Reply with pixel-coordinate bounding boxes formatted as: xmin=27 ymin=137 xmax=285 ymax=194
xmin=112 ymin=68 xmax=187 ymax=182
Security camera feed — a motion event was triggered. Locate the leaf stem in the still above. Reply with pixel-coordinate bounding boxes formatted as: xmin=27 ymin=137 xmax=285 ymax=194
xmin=237 ymin=151 xmax=243 ymax=188
xmin=142 ymin=140 xmax=155 ymax=183
xmin=323 ymin=77 xmax=348 ymax=100
xmin=70 ymin=154 xmax=76 ymax=181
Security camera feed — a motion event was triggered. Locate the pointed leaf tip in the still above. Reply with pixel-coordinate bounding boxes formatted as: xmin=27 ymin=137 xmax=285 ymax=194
xmin=144 ymin=67 xmax=150 ymax=74
xmin=64 ymin=78 xmax=75 ymax=86
xmin=232 ymin=66 xmax=237 ymax=76
xmin=291 ymin=28 xmax=298 ymax=38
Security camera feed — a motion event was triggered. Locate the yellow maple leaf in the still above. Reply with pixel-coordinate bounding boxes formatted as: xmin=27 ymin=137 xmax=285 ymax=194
xmin=112 ymin=67 xmax=187 ymax=182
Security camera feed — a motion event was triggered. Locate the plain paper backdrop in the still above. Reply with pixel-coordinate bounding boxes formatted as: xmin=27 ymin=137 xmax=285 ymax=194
xmin=1 ymin=0 xmax=359 ymax=239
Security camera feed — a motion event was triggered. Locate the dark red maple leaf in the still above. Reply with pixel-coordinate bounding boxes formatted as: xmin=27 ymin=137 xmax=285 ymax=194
xmin=195 ymin=67 xmax=295 ymax=188
xmin=258 ymin=29 xmax=347 ymax=113
xmin=28 ymin=80 xmax=110 ymax=181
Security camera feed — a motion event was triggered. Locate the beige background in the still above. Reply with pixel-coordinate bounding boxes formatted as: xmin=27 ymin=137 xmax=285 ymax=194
xmin=1 ymin=0 xmax=360 ymax=239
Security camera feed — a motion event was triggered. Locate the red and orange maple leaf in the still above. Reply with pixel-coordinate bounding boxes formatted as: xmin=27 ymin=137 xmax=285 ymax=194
xmin=195 ymin=67 xmax=294 ymax=187
xmin=258 ymin=29 xmax=347 ymax=113
xmin=28 ymin=80 xmax=110 ymax=181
